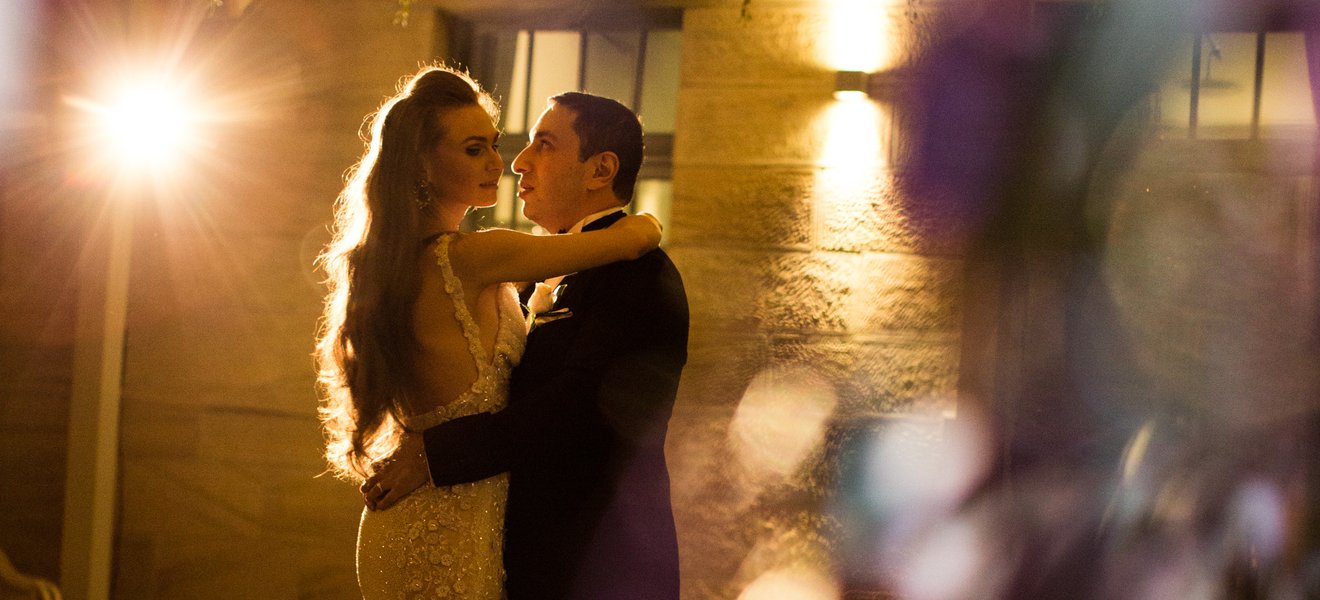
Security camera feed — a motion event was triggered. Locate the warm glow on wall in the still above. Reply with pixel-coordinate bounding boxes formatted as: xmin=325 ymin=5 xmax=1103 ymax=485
xmin=823 ymin=0 xmax=882 ymax=71
xmin=822 ymin=0 xmax=901 ymax=73
xmin=819 ymin=96 xmax=886 ymax=176
xmin=822 ymin=96 xmax=882 ymax=162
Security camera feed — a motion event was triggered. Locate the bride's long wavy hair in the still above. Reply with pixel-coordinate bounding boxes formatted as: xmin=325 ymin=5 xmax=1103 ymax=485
xmin=316 ymin=65 xmax=498 ymax=481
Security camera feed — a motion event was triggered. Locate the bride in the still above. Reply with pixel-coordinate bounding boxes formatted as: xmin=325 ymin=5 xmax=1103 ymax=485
xmin=314 ymin=65 xmax=660 ymax=599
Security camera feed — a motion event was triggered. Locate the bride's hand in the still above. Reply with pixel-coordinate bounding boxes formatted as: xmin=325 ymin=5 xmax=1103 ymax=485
xmin=618 ymin=213 xmax=662 ymax=256
xmin=361 ymin=433 xmax=430 ymax=511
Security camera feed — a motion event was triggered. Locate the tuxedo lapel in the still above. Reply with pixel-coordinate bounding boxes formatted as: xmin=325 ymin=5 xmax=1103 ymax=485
xmin=551 ymin=210 xmax=624 ymax=310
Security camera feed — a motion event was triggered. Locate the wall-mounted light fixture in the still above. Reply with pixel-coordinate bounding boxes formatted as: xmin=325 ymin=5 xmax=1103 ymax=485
xmin=833 ymin=69 xmax=911 ymax=102
xmin=834 ymin=70 xmax=870 ymax=100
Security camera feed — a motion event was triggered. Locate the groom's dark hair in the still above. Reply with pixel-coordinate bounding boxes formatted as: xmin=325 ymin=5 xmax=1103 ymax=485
xmin=549 ymin=91 xmax=643 ymax=203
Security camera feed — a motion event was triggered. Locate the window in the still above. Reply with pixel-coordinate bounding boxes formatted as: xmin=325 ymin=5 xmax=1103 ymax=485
xmin=1158 ymin=32 xmax=1317 ymax=139
xmin=442 ymin=11 xmax=683 ymax=234
xmin=1030 ymin=2 xmax=1318 ymax=141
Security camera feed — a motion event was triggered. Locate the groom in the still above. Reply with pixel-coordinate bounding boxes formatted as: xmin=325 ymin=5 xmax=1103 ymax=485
xmin=364 ymin=92 xmax=688 ymax=600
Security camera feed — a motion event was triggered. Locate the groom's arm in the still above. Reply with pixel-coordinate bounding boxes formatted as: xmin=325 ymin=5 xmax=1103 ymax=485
xmin=363 ymin=328 xmax=611 ymax=509
xmin=424 ymin=253 xmax=687 ymax=486
xmin=362 ymin=335 xmax=607 ymax=509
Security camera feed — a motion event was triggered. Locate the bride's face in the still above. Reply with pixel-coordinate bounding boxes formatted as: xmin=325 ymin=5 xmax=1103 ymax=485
xmin=423 ymin=104 xmax=503 ymax=209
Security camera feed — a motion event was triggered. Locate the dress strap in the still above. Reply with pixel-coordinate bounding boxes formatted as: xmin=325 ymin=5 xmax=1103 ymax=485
xmin=432 ymin=233 xmax=489 ymax=369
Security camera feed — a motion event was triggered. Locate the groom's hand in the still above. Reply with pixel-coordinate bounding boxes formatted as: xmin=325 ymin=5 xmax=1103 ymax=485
xmin=360 ymin=433 xmax=430 ymax=511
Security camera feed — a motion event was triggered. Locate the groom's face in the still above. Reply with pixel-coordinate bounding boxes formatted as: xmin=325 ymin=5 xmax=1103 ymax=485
xmin=512 ymin=103 xmax=591 ymax=233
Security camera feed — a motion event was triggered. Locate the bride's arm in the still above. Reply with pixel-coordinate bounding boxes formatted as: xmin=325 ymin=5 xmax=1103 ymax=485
xmin=447 ymin=214 xmax=661 ymax=287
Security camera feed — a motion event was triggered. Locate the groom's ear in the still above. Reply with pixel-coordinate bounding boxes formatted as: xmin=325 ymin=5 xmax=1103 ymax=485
xmin=584 ymin=151 xmax=619 ymax=192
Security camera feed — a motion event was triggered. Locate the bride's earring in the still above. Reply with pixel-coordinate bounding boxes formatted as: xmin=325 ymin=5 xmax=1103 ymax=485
xmin=416 ymin=180 xmax=431 ymax=210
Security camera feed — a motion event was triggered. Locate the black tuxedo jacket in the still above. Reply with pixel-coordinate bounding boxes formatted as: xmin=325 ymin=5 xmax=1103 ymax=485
xmin=423 ymin=211 xmax=688 ymax=599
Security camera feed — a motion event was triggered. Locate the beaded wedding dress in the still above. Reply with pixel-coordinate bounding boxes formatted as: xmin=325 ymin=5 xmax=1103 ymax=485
xmin=357 ymin=233 xmax=525 ymax=599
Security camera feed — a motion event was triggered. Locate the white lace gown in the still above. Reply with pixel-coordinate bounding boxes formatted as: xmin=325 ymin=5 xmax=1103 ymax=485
xmin=356 ymin=234 xmax=526 ymax=599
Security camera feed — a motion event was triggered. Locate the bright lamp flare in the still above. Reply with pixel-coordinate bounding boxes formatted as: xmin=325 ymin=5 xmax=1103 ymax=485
xmin=67 ymin=76 xmax=201 ymax=175
xmin=100 ymin=81 xmax=194 ymax=167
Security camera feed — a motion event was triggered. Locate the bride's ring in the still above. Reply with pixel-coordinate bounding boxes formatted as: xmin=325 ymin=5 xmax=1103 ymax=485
xmin=372 ymin=483 xmax=383 ymax=493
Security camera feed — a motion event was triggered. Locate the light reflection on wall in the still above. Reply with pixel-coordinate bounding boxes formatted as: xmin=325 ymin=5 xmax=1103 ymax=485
xmin=815 ymin=0 xmax=899 ymax=255
xmin=814 ymin=1 xmax=921 ymax=355
xmin=816 ymin=96 xmax=889 ymax=298
xmin=817 ymin=0 xmax=891 ymax=185
xmin=820 ymin=96 xmax=885 ymax=172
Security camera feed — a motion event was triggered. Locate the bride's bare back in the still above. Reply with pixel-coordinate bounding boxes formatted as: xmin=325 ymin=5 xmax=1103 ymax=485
xmin=409 ymin=235 xmax=505 ymax=416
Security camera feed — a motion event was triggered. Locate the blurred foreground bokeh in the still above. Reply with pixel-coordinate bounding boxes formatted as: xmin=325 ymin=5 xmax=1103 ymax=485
xmin=833 ymin=2 xmax=1320 ymax=598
